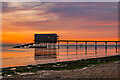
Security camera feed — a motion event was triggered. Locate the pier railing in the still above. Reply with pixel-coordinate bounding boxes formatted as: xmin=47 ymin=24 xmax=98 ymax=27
xmin=58 ymin=40 xmax=120 ymax=42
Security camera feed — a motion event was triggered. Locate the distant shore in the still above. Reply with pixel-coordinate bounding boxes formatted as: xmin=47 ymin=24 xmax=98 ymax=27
xmin=2 ymin=55 xmax=120 ymax=79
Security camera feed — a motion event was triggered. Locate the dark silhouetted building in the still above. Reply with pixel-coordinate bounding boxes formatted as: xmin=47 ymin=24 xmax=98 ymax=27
xmin=34 ymin=34 xmax=59 ymax=43
xmin=32 ymin=34 xmax=59 ymax=48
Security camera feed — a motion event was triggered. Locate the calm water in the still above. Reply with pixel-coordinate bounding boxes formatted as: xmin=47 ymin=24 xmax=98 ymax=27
xmin=2 ymin=45 xmax=120 ymax=68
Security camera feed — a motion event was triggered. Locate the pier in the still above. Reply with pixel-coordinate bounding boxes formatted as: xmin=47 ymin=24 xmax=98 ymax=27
xmin=13 ymin=34 xmax=120 ymax=50
xmin=57 ymin=40 xmax=120 ymax=53
xmin=14 ymin=40 xmax=120 ymax=49
xmin=13 ymin=43 xmax=34 ymax=48
xmin=58 ymin=40 xmax=120 ymax=48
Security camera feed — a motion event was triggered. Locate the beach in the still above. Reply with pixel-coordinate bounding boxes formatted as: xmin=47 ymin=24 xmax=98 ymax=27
xmin=2 ymin=61 xmax=120 ymax=79
xmin=2 ymin=56 xmax=120 ymax=79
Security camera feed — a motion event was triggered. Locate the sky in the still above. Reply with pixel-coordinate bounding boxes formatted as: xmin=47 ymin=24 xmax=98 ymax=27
xmin=2 ymin=2 xmax=118 ymax=44
xmin=2 ymin=0 xmax=120 ymax=2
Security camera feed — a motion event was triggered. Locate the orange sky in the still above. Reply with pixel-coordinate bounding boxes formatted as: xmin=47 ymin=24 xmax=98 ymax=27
xmin=2 ymin=2 xmax=118 ymax=45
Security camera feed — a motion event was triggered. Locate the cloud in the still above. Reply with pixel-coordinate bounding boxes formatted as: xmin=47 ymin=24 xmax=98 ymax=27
xmin=2 ymin=2 xmax=118 ymax=43
xmin=47 ymin=2 xmax=118 ymax=22
xmin=2 ymin=2 xmax=59 ymax=32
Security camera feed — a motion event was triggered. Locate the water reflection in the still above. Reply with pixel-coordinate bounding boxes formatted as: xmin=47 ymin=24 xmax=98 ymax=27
xmin=34 ymin=48 xmax=57 ymax=61
xmin=76 ymin=48 xmax=77 ymax=55
xmin=2 ymin=45 xmax=119 ymax=67
xmin=34 ymin=45 xmax=118 ymax=61
xmin=85 ymin=48 xmax=87 ymax=54
xmin=118 ymin=46 xmax=120 ymax=55
xmin=116 ymin=46 xmax=117 ymax=53
xmin=62 ymin=45 xmax=119 ymax=56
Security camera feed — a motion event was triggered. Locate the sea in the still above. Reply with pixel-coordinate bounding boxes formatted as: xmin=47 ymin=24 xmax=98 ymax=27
xmin=1 ymin=44 xmax=120 ymax=68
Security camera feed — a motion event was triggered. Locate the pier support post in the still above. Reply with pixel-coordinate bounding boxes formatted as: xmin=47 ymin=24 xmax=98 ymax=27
xmin=95 ymin=42 xmax=97 ymax=49
xmin=116 ymin=42 xmax=117 ymax=49
xmin=48 ymin=43 xmax=50 ymax=48
xmin=45 ymin=43 xmax=47 ymax=48
xmin=39 ymin=43 xmax=40 ymax=47
xmin=35 ymin=43 xmax=36 ymax=47
xmin=105 ymin=42 xmax=107 ymax=49
xmin=85 ymin=42 xmax=87 ymax=49
xmin=116 ymin=42 xmax=117 ymax=53
xmin=76 ymin=42 xmax=78 ymax=49
xmin=95 ymin=42 xmax=97 ymax=54
xmin=105 ymin=42 xmax=107 ymax=53
xmin=85 ymin=42 xmax=87 ymax=54
xmin=76 ymin=42 xmax=78 ymax=54
xmin=67 ymin=41 xmax=68 ymax=49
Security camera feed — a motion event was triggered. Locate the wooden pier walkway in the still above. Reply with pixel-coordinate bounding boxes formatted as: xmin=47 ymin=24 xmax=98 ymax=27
xmin=57 ymin=40 xmax=120 ymax=49
xmin=13 ymin=40 xmax=120 ymax=48
xmin=58 ymin=40 xmax=120 ymax=42
xmin=13 ymin=43 xmax=34 ymax=48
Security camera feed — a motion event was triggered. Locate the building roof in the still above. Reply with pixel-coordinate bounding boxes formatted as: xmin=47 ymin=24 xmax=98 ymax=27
xmin=34 ymin=34 xmax=59 ymax=37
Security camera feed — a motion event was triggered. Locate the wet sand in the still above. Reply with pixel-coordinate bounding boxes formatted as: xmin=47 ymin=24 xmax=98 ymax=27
xmin=2 ymin=61 xmax=120 ymax=79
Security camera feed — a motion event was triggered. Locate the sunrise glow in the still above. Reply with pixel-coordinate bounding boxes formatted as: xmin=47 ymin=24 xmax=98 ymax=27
xmin=2 ymin=2 xmax=118 ymax=44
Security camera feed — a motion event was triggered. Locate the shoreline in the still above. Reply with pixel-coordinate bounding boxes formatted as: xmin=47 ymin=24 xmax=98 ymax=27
xmin=2 ymin=61 xmax=120 ymax=79
xmin=2 ymin=54 xmax=119 ymax=68
xmin=2 ymin=55 xmax=120 ymax=78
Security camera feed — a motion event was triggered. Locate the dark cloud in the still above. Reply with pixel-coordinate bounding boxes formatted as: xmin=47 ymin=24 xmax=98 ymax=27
xmin=3 ymin=2 xmax=118 ymax=33
xmin=47 ymin=2 xmax=118 ymax=22
xmin=2 ymin=2 xmax=44 ymax=13
xmin=2 ymin=2 xmax=17 ymax=13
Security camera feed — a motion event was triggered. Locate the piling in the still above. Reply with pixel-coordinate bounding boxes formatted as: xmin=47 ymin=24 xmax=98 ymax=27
xmin=116 ymin=42 xmax=117 ymax=53
xmin=76 ymin=42 xmax=78 ymax=49
xmin=95 ymin=42 xmax=97 ymax=50
xmin=105 ymin=42 xmax=107 ymax=49
xmin=67 ymin=41 xmax=69 ymax=49
xmin=85 ymin=42 xmax=87 ymax=49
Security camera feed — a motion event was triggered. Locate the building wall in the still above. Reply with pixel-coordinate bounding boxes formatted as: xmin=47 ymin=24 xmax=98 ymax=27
xmin=34 ymin=34 xmax=58 ymax=43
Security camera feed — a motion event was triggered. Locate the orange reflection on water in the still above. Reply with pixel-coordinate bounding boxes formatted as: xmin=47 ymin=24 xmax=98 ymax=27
xmin=34 ymin=48 xmax=57 ymax=63
xmin=2 ymin=45 xmax=119 ymax=68
xmin=2 ymin=47 xmax=35 ymax=67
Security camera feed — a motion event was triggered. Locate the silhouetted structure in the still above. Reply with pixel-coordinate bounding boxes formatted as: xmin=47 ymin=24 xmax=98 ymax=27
xmin=34 ymin=34 xmax=58 ymax=43
xmin=13 ymin=34 xmax=119 ymax=51
xmin=32 ymin=34 xmax=59 ymax=48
